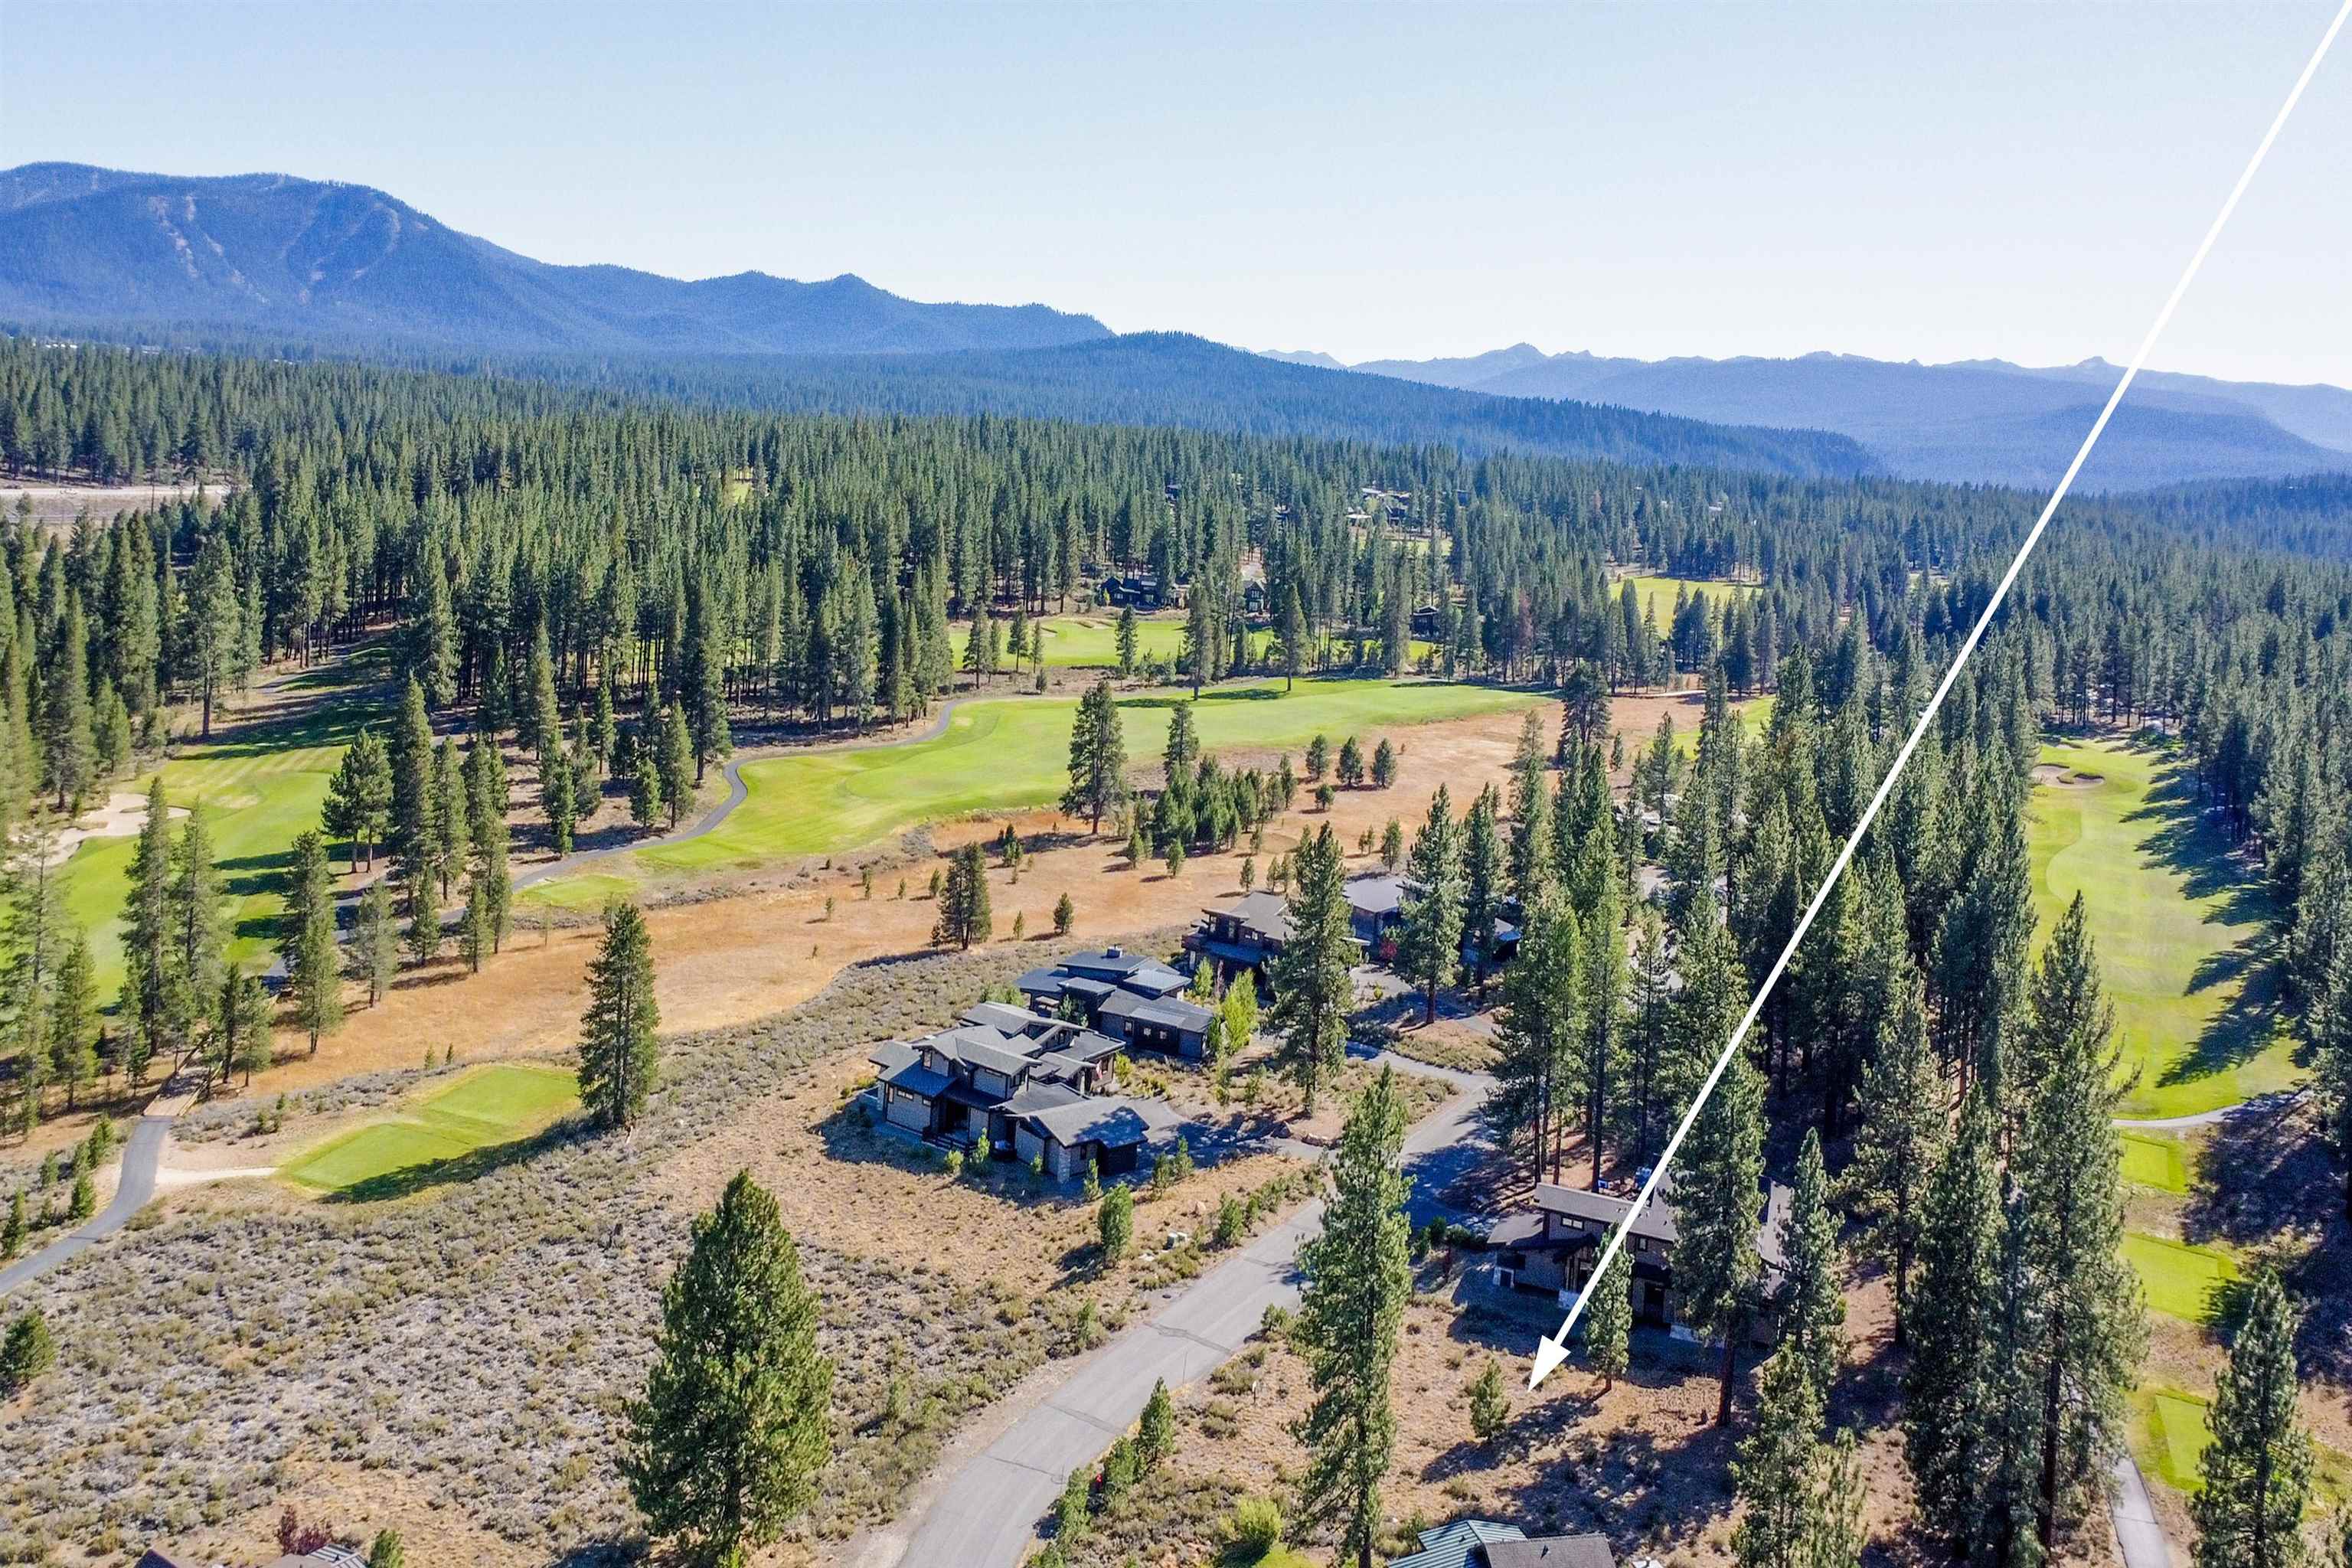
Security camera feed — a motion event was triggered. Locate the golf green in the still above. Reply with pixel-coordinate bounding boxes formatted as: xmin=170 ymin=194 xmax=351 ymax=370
xmin=2029 ymin=740 xmax=2298 ymax=1118
xmin=283 ymin=1063 xmax=579 ymax=1195
xmin=525 ymin=677 xmax=1541 ymax=900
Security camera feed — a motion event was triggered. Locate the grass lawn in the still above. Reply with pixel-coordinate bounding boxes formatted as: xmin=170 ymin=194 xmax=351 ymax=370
xmin=1023 ymin=615 xmax=1430 ymax=670
xmin=60 ymin=651 xmax=388 ymax=1001
xmin=1622 ymin=574 xmax=1759 ymax=626
xmin=2134 ymin=1384 xmax=2352 ymax=1503
xmin=2135 ymin=1386 xmax=2215 ymax=1492
xmin=526 ymin=677 xmax=1540 ymax=900
xmin=2122 ymin=1231 xmax=2239 ymax=1324
xmin=2119 ymin=1130 xmax=2191 ymax=1194
xmin=2028 ymin=739 xmax=2299 ymax=1118
xmin=282 ymin=1062 xmax=578 ymax=1197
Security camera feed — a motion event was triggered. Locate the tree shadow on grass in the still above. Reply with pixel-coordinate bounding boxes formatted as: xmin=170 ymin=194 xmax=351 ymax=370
xmin=2159 ymin=948 xmax=2288 ymax=1087
xmin=2122 ymin=763 xmax=2272 ymax=926
xmin=322 ymin=1116 xmax=588 ymax=1203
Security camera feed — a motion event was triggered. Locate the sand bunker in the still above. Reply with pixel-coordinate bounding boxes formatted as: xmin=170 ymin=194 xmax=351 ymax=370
xmin=44 ymin=789 xmax=188 ymax=864
xmin=2030 ymin=763 xmax=2105 ymax=788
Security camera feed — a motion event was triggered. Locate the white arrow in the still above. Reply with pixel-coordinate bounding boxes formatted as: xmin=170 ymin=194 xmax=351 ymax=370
xmin=1527 ymin=0 xmax=2349 ymax=1392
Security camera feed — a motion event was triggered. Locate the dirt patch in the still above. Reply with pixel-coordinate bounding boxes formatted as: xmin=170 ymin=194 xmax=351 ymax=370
xmin=0 ymin=477 xmax=226 ymax=531
xmin=237 ymin=697 xmax=1590 ymax=1103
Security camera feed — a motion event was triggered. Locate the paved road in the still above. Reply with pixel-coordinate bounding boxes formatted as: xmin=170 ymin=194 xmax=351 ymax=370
xmin=2111 ymin=1451 xmax=2174 ymax=1568
xmin=884 ymin=1056 xmax=1493 ymax=1568
xmin=0 ymin=1116 xmax=173 ymax=1297
xmin=2112 ymin=1088 xmax=2305 ymax=1132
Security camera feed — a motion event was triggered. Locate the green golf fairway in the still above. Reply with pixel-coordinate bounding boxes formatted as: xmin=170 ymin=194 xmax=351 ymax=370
xmin=2122 ymin=1231 xmax=2238 ymax=1324
xmin=59 ymin=655 xmax=386 ymax=1002
xmin=2029 ymin=740 xmax=2298 ymax=1118
xmin=528 ymin=678 xmax=1541 ymax=898
xmin=283 ymin=1062 xmax=578 ymax=1194
xmin=1622 ymin=575 xmax=1758 ymax=627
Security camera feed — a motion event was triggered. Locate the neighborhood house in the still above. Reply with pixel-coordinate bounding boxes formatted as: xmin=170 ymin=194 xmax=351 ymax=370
xmin=869 ymin=1003 xmax=1161 ymax=1176
xmin=1015 ymin=946 xmax=1214 ymax=1058
xmin=1390 ymin=1520 xmax=1619 ymax=1568
xmin=1488 ymin=1176 xmax=1792 ymax=1344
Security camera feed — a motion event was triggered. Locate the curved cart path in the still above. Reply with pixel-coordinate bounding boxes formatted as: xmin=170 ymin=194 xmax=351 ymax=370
xmin=513 ymin=693 xmax=994 ymax=892
xmin=0 ymin=1116 xmax=173 ymax=1297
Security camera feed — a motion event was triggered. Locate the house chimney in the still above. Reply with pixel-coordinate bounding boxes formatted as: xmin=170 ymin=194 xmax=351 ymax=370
xmin=1103 ymin=945 xmax=1123 ymax=959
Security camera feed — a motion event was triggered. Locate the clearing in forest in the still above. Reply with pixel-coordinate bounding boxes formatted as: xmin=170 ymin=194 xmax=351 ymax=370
xmin=279 ymin=1061 xmax=578 ymax=1197
xmin=60 ymin=650 xmax=386 ymax=1001
xmin=2027 ymin=738 xmax=2297 ymax=1118
xmin=1620 ymin=573 xmax=1759 ymax=626
xmin=528 ymin=676 xmax=1540 ymax=900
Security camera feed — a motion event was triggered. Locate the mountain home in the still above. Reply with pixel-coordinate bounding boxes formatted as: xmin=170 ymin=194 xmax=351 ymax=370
xmin=1488 ymin=1175 xmax=1792 ymax=1345
xmin=869 ymin=1004 xmax=1132 ymax=1159
xmin=1185 ymin=890 xmax=1301 ymax=991
xmin=1016 ymin=947 xmax=1214 ymax=1058
xmin=1390 ymin=1521 xmax=1617 ymax=1568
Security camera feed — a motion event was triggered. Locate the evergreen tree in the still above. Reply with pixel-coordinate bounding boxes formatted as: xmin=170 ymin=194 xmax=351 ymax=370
xmin=1732 ymin=1347 xmax=1827 ymax=1568
xmin=40 ymin=597 xmax=93 ymax=810
xmin=933 ymin=844 xmax=993 ymax=949
xmin=465 ymin=731 xmax=511 ymax=954
xmin=47 ymin=931 xmax=96 ymax=1109
xmin=2014 ymin=893 xmax=2142 ymax=1552
xmin=353 ymin=874 xmax=397 ymax=1006
xmin=1668 ymin=893 xmax=1767 ymax=1424
xmin=120 ymin=778 xmax=175 ymax=1062
xmin=217 ymin=965 xmax=270 ymax=1085
xmin=1293 ymin=1067 xmax=1410 ymax=1568
xmin=659 ymin=703 xmax=694 ymax=829
xmin=1580 ymin=1242 xmax=1632 ymax=1393
xmin=1396 ymin=784 xmax=1465 ymax=1026
xmin=1268 ymin=825 xmax=1352 ymax=1114
xmin=322 ymin=725 xmax=392 ymax=871
xmin=1905 ymin=1089 xmax=2001 ymax=1551
xmin=1060 ymin=678 xmax=1129 ymax=832
xmin=2193 ymin=1272 xmax=2312 ymax=1568
xmin=1488 ymin=889 xmax=1579 ymax=1186
xmin=282 ymin=830 xmax=344 ymax=1057
xmin=1460 ymin=786 xmax=1505 ymax=987
xmin=1845 ymin=957 xmax=1942 ymax=1348
xmin=1776 ymin=1129 xmax=1844 ymax=1405
xmin=624 ymin=1171 xmax=835 ymax=1566
xmin=167 ymin=801 xmax=227 ymax=1047
xmin=580 ymin=901 xmax=660 ymax=1130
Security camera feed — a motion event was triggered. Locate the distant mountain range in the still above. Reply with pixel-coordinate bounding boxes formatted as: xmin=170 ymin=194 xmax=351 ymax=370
xmin=1266 ymin=342 xmax=2352 ymax=489
xmin=0 ymin=162 xmax=1111 ymax=355
xmin=7 ymin=162 xmax=2341 ymax=491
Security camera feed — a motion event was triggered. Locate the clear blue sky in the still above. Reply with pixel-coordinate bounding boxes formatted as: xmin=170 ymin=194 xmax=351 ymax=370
xmin=5 ymin=1 xmax=2347 ymax=384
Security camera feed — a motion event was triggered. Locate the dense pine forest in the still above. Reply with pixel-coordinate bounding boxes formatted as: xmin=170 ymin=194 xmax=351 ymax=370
xmin=2 ymin=335 xmax=2350 ymax=1563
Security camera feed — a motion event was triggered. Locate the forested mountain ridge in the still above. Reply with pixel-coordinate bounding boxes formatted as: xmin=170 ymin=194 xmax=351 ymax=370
xmin=0 ymin=163 xmax=1856 ymax=479
xmin=1280 ymin=341 xmax=2352 ymax=489
xmin=0 ymin=162 xmax=1112 ymax=356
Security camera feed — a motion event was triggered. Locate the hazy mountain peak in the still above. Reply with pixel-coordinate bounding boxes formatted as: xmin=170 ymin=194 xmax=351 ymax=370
xmin=0 ymin=163 xmax=1112 ymax=356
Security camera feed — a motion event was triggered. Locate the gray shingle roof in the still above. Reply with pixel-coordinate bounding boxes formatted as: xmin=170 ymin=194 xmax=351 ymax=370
xmin=1392 ymin=1519 xmax=1527 ymax=1568
xmin=1021 ymin=1097 xmax=1152 ymax=1148
xmin=1485 ymin=1536 xmax=1617 ymax=1568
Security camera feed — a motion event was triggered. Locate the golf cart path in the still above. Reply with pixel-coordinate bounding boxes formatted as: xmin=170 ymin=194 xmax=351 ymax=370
xmin=863 ymin=1050 xmax=1492 ymax=1568
xmin=0 ymin=1116 xmax=172 ymax=1296
xmin=512 ymin=693 xmax=990 ymax=891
